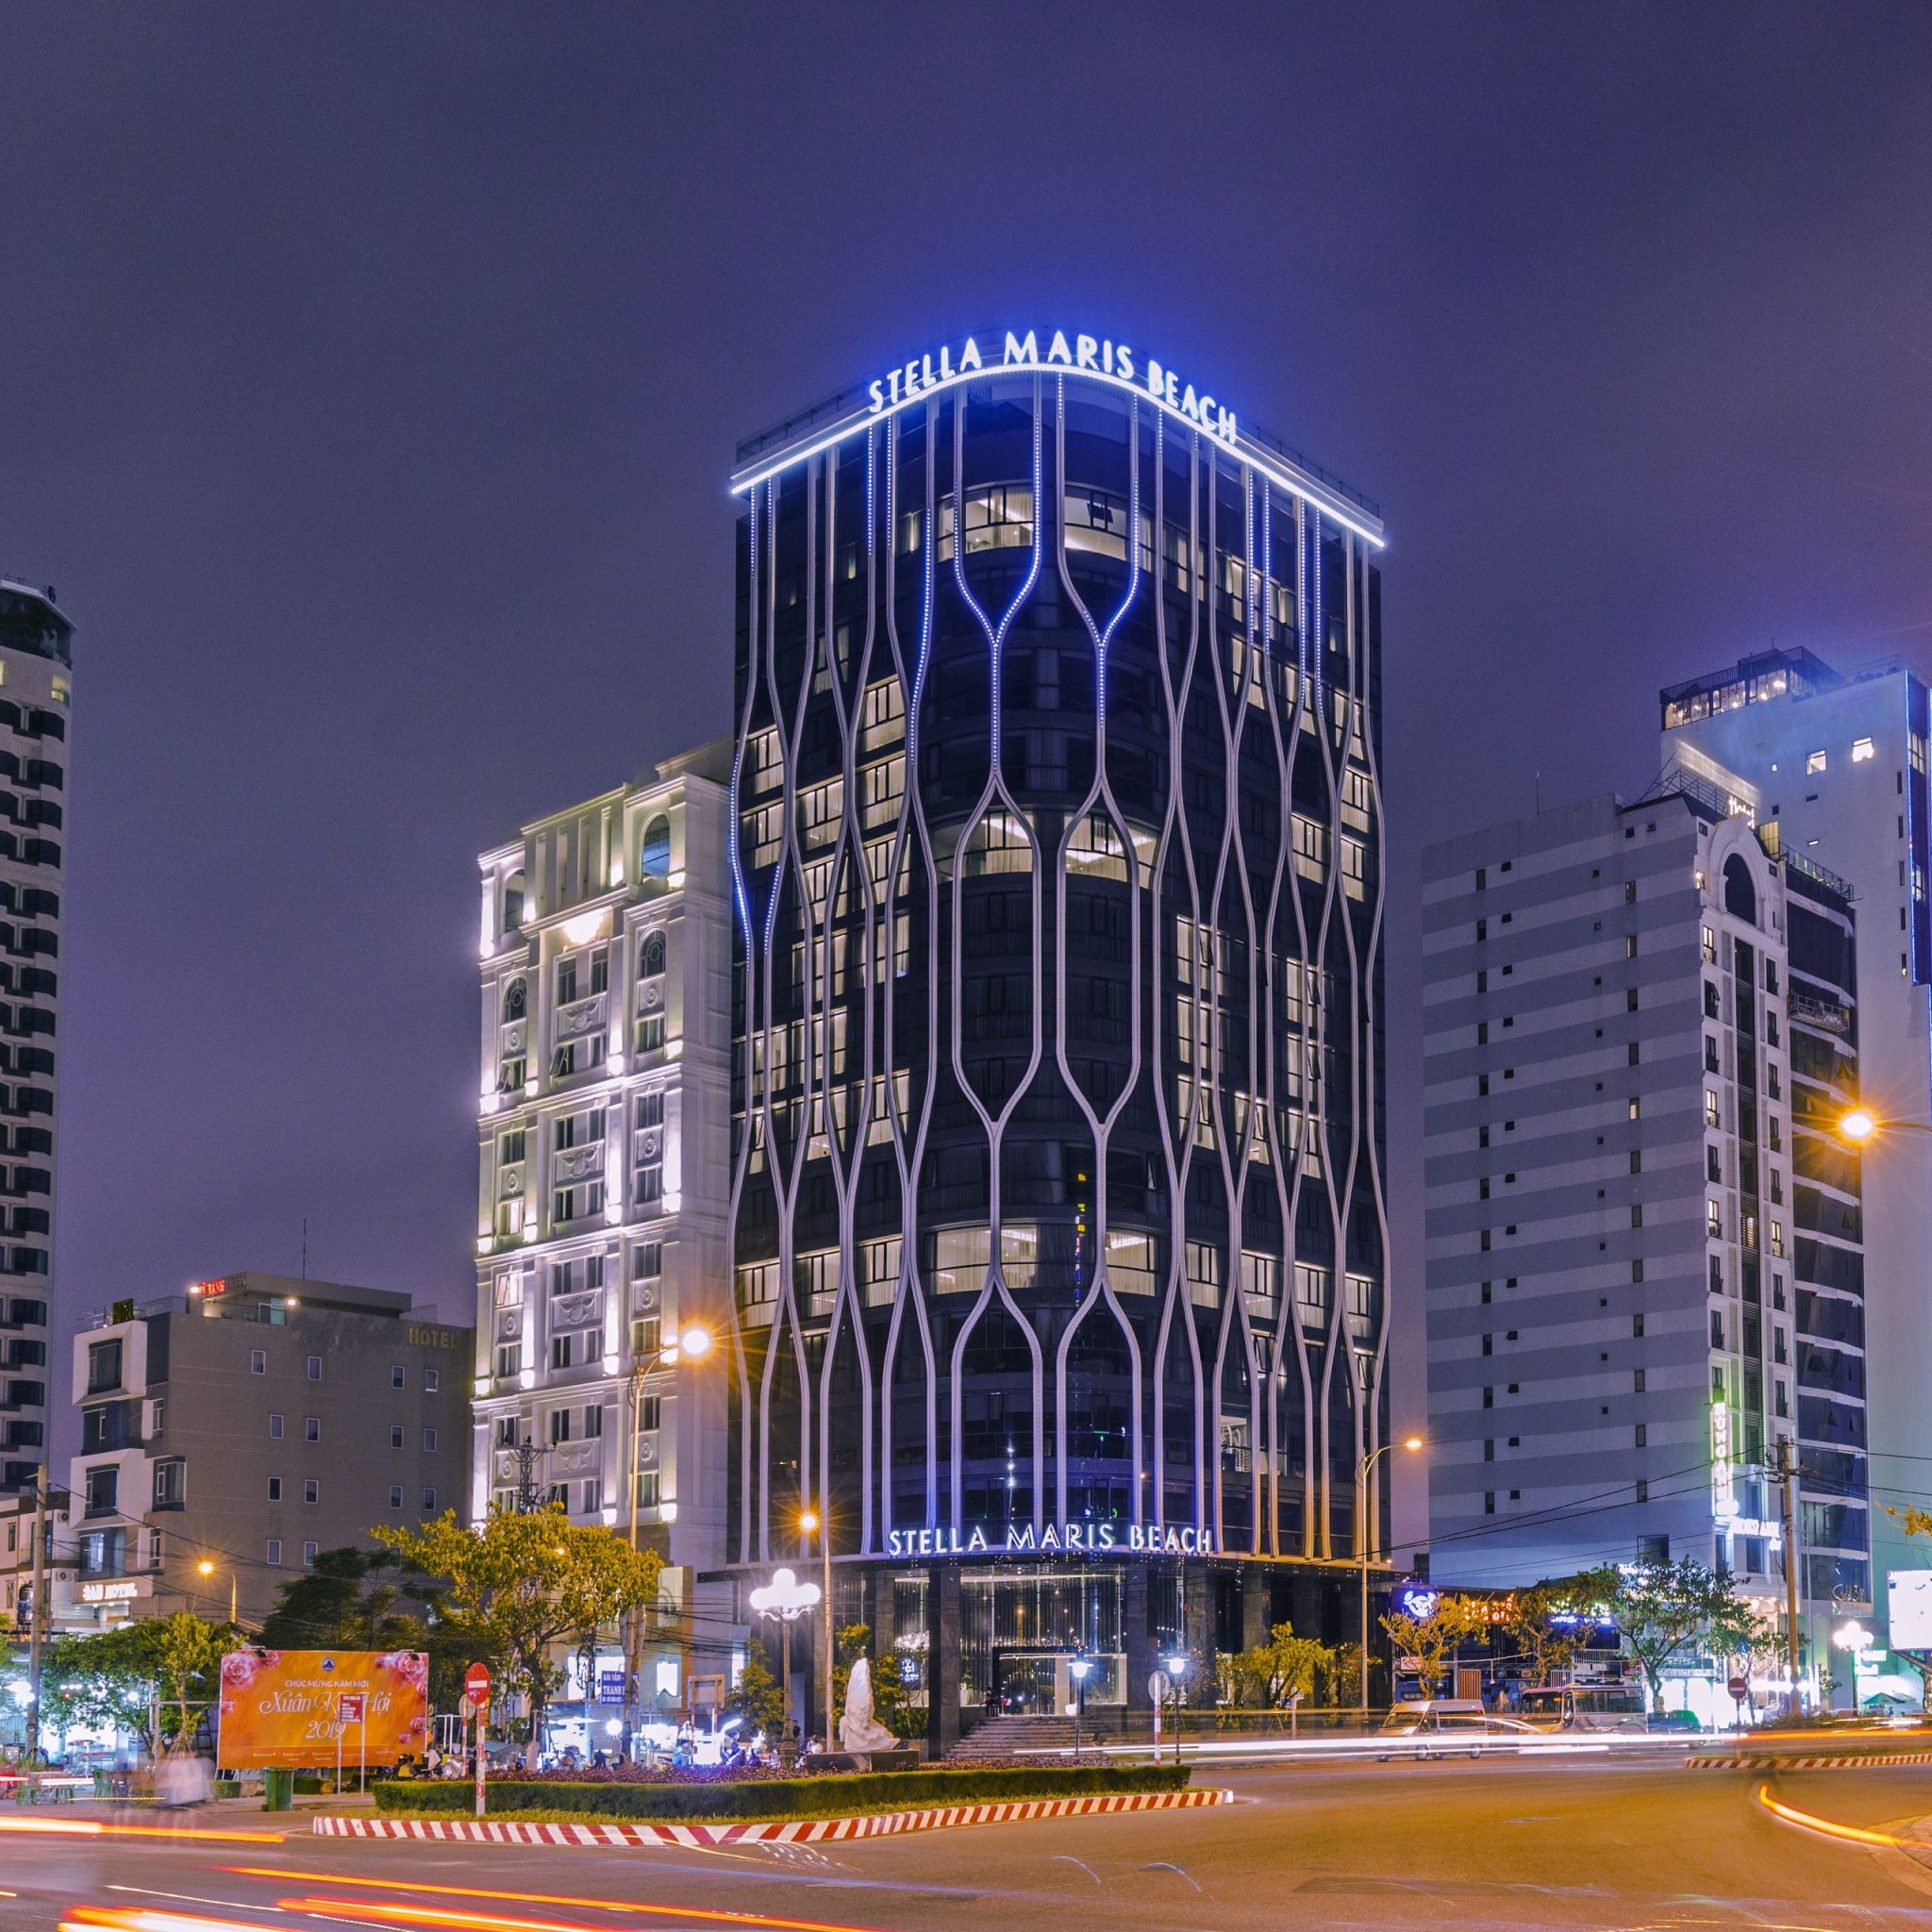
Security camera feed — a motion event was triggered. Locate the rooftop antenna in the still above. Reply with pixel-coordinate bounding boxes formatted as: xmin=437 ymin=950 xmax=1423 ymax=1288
xmin=301 ymin=1217 xmax=308 ymax=1282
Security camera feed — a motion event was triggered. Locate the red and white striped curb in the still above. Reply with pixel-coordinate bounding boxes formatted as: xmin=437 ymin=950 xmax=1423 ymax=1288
xmin=1687 ymin=1751 xmax=1932 ymax=1771
xmin=314 ymin=1787 xmax=1233 ymax=1848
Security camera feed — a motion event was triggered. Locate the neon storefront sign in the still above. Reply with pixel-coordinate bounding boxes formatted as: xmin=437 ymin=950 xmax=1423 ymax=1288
xmin=885 ymin=1520 xmax=1216 ymax=1560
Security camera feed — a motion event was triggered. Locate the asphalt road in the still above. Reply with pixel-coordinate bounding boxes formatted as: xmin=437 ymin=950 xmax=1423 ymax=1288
xmin=9 ymin=1757 xmax=1932 ymax=1930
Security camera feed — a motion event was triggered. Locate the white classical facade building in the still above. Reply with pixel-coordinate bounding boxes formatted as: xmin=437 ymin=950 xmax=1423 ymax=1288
xmin=470 ymin=741 xmax=737 ymax=1729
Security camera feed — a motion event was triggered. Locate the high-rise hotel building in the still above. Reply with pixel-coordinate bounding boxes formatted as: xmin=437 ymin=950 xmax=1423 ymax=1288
xmin=1660 ymin=649 xmax=1926 ymax=1649
xmin=1423 ymin=786 xmax=1864 ymax=1685
xmin=725 ymin=329 xmax=1391 ymax=1744
xmin=0 ymin=579 xmax=71 ymax=1498
xmin=471 ymin=747 xmax=737 ymax=1718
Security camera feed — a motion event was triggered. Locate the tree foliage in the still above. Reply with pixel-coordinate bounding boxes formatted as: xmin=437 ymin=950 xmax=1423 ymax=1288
xmin=259 ymin=1547 xmax=471 ymax=1710
xmin=725 ymin=1654 xmax=784 ymax=1737
xmin=1224 ymin=1622 xmax=1336 ymax=1708
xmin=1380 ymin=1595 xmax=1493 ymax=1697
xmin=1503 ymin=1568 xmax=1623 ymax=1687
xmin=40 ymin=1612 xmax=242 ymax=1756
xmin=370 ymin=1507 xmax=662 ymax=1739
xmin=1608 ymin=1557 xmax=1753 ymax=1707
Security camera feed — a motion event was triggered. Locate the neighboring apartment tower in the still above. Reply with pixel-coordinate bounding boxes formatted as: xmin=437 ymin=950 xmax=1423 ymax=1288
xmin=1661 ymin=650 xmax=1929 ymax=1635
xmin=728 ymin=329 xmax=1391 ymax=1747
xmin=61 ymin=1274 xmax=471 ymax=1629
xmin=1423 ymin=791 xmax=1866 ymax=1688
xmin=0 ymin=579 xmax=72 ymax=1497
xmin=471 ymin=748 xmax=736 ymax=1726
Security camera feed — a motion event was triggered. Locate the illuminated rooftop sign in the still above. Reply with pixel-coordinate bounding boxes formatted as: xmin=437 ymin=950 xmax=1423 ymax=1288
xmin=732 ymin=325 xmax=1386 ymax=550
xmin=869 ymin=330 xmax=1236 ymax=446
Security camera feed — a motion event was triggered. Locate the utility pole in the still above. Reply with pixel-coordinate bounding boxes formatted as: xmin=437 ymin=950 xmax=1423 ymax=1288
xmin=1773 ymin=1436 xmax=1805 ymax=1712
xmin=25 ymin=1466 xmax=47 ymax=1763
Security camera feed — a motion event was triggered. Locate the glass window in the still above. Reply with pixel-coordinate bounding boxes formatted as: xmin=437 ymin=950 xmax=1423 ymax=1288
xmin=268 ymin=1413 xmax=284 ymax=1440
xmin=1807 ymin=750 xmax=1826 ymax=774
xmin=1852 ymin=738 xmax=1874 ymax=763
xmin=306 ymin=1356 xmax=322 ymax=1381
xmin=303 ymin=1479 xmax=319 ymax=1505
xmin=251 ymin=1350 xmax=267 ymax=1374
xmin=266 ymin=1539 xmax=283 ymax=1566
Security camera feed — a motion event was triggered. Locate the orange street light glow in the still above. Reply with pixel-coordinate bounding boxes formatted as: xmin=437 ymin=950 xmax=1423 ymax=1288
xmin=1840 ymin=1108 xmax=1877 ymax=1142
xmin=679 ymin=1324 xmax=714 ymax=1357
xmin=1403 ymin=1436 xmax=1424 ymax=1451
xmin=218 ymin=1872 xmax=891 ymax=1932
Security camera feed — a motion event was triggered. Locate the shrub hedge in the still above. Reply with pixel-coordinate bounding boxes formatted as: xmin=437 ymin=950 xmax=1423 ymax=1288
xmin=374 ymin=1761 xmax=1190 ymax=1822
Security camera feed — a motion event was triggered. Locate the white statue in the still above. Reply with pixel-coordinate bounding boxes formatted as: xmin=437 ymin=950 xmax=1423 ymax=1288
xmin=839 ymin=1655 xmax=898 ymax=1756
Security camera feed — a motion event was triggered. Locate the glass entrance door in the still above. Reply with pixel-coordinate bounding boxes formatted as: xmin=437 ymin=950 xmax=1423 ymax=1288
xmin=996 ymin=1654 xmax=1059 ymax=1713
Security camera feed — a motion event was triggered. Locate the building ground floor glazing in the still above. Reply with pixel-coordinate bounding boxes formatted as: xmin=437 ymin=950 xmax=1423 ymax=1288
xmin=757 ymin=1556 xmax=1372 ymax=1751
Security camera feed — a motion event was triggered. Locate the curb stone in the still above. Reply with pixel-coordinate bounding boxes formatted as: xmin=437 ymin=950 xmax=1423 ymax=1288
xmin=313 ymin=1787 xmax=1234 ymax=1848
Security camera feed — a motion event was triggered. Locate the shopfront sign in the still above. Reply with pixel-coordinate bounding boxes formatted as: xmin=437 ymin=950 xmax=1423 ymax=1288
xmin=79 ymin=1577 xmax=151 ymax=1605
xmin=884 ymin=1520 xmax=1216 ymax=1560
xmin=867 ymin=330 xmax=1239 ymax=446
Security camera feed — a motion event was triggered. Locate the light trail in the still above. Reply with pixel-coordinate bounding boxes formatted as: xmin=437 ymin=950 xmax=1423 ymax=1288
xmin=219 ymin=1872 xmax=891 ymax=1932
xmin=0 ymin=1817 xmax=285 ymax=1844
xmin=1756 ymin=1783 xmax=1904 ymax=1847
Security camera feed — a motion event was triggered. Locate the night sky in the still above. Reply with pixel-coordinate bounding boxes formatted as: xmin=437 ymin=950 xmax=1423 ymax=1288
xmin=6 ymin=5 xmax=1929 ymax=1516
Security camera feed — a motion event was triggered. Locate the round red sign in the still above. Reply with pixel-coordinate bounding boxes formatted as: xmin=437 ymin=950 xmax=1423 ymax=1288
xmin=464 ymin=1662 xmax=492 ymax=1703
xmin=1727 ymin=1674 xmax=1748 ymax=1700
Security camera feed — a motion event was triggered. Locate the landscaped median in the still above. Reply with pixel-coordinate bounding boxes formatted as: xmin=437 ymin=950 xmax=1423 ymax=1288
xmin=317 ymin=1763 xmax=1232 ymax=1848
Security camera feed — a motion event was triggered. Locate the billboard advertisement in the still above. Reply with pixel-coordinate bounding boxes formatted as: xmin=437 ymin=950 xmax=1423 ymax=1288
xmin=1889 ymin=1571 xmax=1932 ymax=1652
xmin=216 ymin=1649 xmax=429 ymax=1770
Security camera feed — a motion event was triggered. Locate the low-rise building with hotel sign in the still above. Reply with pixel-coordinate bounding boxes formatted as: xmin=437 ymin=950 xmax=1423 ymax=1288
xmin=8 ymin=1273 xmax=472 ymax=1634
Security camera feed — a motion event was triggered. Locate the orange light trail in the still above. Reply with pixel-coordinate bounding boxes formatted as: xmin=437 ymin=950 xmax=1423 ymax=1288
xmin=218 ymin=1870 xmax=890 ymax=1932
xmin=0 ymin=1818 xmax=284 ymax=1844
xmin=1757 ymin=1782 xmax=1903 ymax=1847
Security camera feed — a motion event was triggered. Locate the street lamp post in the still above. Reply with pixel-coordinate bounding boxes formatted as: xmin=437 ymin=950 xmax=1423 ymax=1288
xmin=799 ymin=1507 xmax=833 ymax=1751
xmin=196 ymin=1558 xmax=237 ymax=1625
xmin=1070 ymin=1655 xmax=1091 ymax=1762
xmin=623 ymin=1323 xmax=712 ymax=1761
xmin=1834 ymin=1619 xmax=1873 ymax=1714
xmin=749 ymin=1567 xmax=821 ymax=1763
xmin=1357 ymin=1436 xmax=1424 ymax=1716
xmin=1165 ymin=1652 xmax=1188 ymax=1766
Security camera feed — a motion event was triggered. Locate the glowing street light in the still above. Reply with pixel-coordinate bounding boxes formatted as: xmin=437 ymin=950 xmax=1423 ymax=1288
xmin=196 ymin=1558 xmax=237 ymax=1625
xmin=1359 ymin=1436 xmax=1426 ymax=1712
xmin=751 ymin=1566 xmax=823 ymax=1758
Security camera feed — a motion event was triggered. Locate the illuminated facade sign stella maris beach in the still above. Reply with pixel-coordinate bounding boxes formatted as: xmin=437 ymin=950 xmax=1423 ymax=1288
xmin=868 ymin=329 xmax=1239 ymax=446
xmin=885 ymin=1520 xmax=1217 ymax=1560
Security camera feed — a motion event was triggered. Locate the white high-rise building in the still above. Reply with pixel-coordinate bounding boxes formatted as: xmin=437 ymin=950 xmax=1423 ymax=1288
xmin=0 ymin=579 xmax=72 ymax=1501
xmin=1662 ymin=649 xmax=1932 ymax=1648
xmin=1424 ymin=788 xmax=1867 ymax=1707
xmin=470 ymin=741 xmax=736 ymax=1732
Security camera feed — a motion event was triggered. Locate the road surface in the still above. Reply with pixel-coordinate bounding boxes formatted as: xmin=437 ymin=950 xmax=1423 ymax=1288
xmin=8 ymin=1756 xmax=1932 ymax=1929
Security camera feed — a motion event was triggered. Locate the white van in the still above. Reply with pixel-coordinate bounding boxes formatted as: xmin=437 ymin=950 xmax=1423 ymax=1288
xmin=1376 ymin=1699 xmax=1534 ymax=1758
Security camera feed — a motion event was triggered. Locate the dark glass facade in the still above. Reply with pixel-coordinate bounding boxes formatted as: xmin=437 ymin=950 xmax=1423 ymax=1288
xmin=724 ymin=358 xmax=1388 ymax=1739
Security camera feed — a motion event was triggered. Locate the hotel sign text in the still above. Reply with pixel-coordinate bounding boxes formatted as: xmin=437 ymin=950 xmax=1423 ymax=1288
xmin=885 ymin=1521 xmax=1216 ymax=1560
xmin=869 ymin=331 xmax=1238 ymax=447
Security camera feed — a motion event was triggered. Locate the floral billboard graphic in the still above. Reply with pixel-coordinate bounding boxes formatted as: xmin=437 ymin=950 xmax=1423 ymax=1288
xmin=216 ymin=1649 xmax=429 ymax=1770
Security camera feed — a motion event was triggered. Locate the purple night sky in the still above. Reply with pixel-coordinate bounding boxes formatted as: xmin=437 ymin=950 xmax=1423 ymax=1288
xmin=5 ymin=5 xmax=1929 ymax=1511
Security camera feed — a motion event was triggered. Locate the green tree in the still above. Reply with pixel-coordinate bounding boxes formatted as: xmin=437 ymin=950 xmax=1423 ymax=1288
xmin=371 ymin=1506 xmax=661 ymax=1745
xmin=1380 ymin=1595 xmax=1492 ymax=1698
xmin=1319 ymin=1641 xmax=1363 ymax=1709
xmin=1504 ymin=1568 xmax=1623 ymax=1688
xmin=1609 ymin=1557 xmax=1751 ymax=1709
xmin=40 ymin=1612 xmax=242 ymax=1757
xmin=1228 ymin=1622 xmax=1334 ymax=1711
xmin=725 ymin=1653 xmax=784 ymax=1738
xmin=259 ymin=1547 xmax=471 ymax=1711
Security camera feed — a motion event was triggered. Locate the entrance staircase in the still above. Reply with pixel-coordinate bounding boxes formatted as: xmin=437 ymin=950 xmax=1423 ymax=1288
xmin=947 ymin=1715 xmax=1081 ymax=1761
